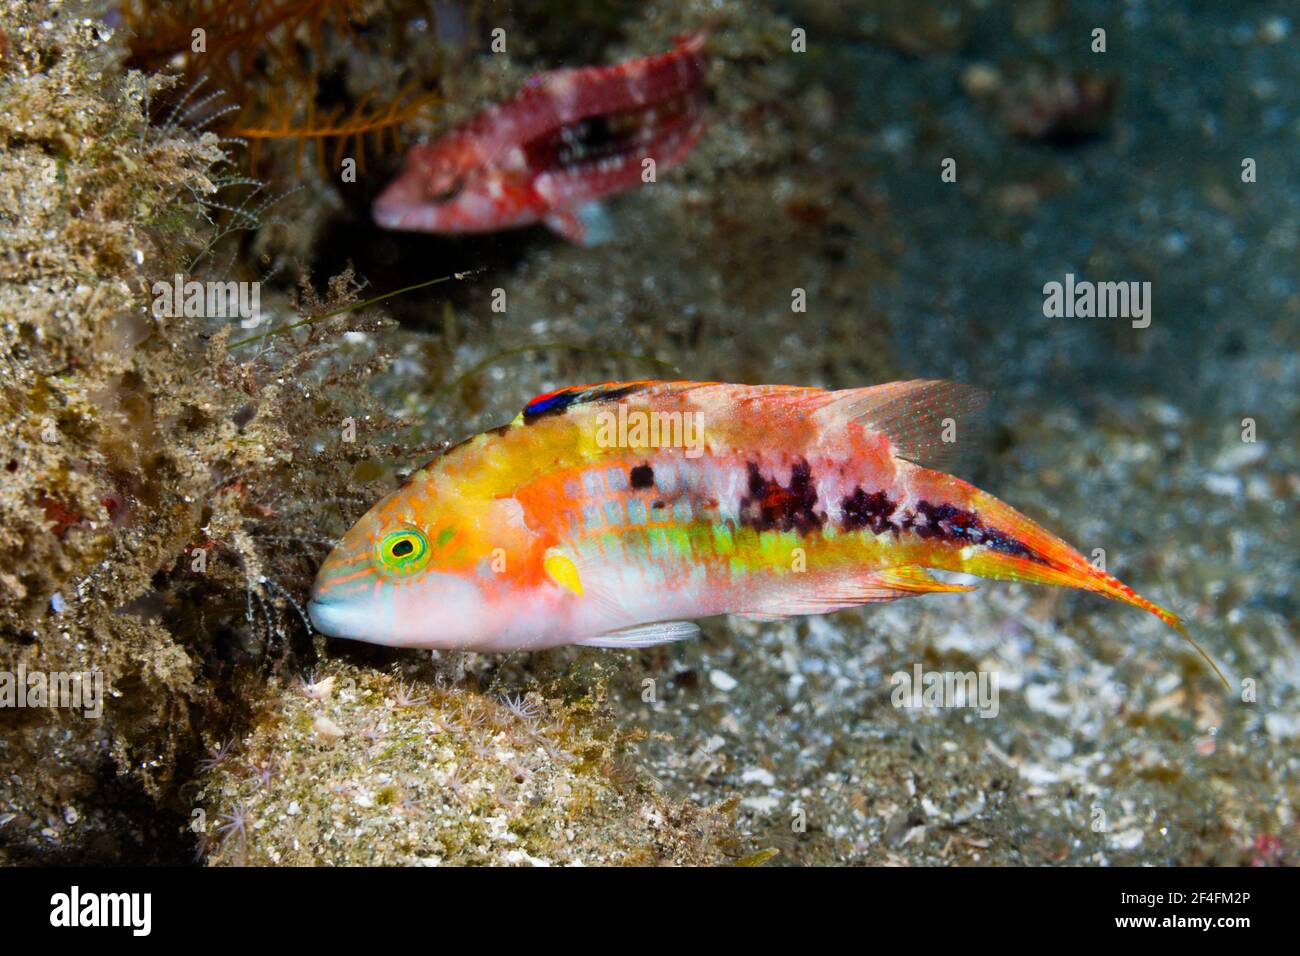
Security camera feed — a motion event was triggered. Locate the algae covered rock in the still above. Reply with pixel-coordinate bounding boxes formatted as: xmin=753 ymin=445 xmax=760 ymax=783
xmin=196 ymin=661 xmax=736 ymax=865
xmin=0 ymin=0 xmax=231 ymax=859
xmin=0 ymin=0 xmax=407 ymax=859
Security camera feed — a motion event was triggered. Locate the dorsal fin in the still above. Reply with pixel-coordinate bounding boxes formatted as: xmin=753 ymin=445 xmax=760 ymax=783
xmin=522 ymin=380 xmax=843 ymax=422
xmin=816 ymin=380 xmax=988 ymax=473
xmin=520 ymin=380 xmax=988 ymax=472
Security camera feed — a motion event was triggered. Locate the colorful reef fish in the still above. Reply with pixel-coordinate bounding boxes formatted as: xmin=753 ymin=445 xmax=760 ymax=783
xmin=308 ymin=380 xmax=1227 ymax=686
xmin=371 ymin=32 xmax=709 ymax=243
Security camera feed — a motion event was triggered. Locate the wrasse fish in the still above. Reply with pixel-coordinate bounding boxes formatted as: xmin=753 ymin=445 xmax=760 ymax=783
xmin=308 ymin=380 xmax=1226 ymax=686
xmin=372 ymin=32 xmax=708 ymax=243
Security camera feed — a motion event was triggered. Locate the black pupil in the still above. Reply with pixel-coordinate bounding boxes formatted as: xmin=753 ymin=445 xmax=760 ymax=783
xmin=433 ymin=179 xmax=464 ymax=204
xmin=392 ymin=539 xmax=414 ymax=557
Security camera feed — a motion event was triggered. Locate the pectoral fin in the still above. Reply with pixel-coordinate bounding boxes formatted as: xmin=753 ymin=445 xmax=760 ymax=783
xmin=542 ymin=546 xmax=623 ymax=618
xmin=543 ymin=203 xmax=612 ymax=246
xmin=543 ymin=208 xmax=587 ymax=244
xmin=543 ymin=547 xmax=584 ymax=596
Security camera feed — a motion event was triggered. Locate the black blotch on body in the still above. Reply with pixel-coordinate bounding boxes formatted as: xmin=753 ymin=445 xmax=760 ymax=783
xmin=523 ymin=92 xmax=702 ymax=174
xmin=739 ymin=458 xmax=825 ymax=535
xmin=973 ymin=523 xmax=1040 ymax=561
xmin=838 ymin=489 xmax=1044 ymax=563
xmin=630 ymin=463 xmax=654 ymax=489
xmin=841 ymin=488 xmax=895 ymax=535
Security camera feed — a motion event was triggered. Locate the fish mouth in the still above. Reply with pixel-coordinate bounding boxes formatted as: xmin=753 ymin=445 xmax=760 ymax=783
xmin=306 ymin=594 xmax=375 ymax=641
xmin=305 ymin=595 xmax=343 ymax=637
xmin=372 ymin=170 xmax=459 ymax=231
xmin=372 ymin=199 xmax=419 ymax=231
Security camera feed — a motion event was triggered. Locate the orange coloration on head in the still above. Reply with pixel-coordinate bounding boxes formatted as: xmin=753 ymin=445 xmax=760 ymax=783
xmin=307 ymin=451 xmax=551 ymax=647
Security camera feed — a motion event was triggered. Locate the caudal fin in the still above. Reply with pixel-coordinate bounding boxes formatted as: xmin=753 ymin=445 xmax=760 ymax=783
xmin=960 ymin=488 xmax=1230 ymax=689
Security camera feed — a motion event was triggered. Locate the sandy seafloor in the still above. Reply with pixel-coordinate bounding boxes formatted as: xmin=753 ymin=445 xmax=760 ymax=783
xmin=0 ymin=0 xmax=1295 ymax=865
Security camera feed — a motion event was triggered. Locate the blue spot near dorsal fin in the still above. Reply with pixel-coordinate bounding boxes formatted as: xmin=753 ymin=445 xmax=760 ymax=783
xmin=522 ymin=383 xmax=645 ymax=422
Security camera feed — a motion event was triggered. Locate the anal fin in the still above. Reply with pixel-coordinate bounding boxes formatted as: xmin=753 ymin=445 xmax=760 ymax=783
xmin=871 ymin=566 xmax=977 ymax=595
xmin=736 ymin=566 xmax=975 ymax=620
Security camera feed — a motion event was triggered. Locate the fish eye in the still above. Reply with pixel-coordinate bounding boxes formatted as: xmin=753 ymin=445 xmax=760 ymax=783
xmin=377 ymin=529 xmax=430 ymax=575
xmin=430 ymin=178 xmax=465 ymax=204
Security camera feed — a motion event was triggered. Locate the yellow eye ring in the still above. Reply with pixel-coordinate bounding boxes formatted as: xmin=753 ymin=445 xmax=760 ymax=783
xmin=377 ymin=529 xmax=430 ymax=575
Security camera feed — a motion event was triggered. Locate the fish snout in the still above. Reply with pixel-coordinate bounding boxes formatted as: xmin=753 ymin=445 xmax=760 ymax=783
xmin=305 ymin=592 xmax=343 ymax=637
xmin=372 ymin=174 xmax=428 ymax=230
xmin=306 ymin=591 xmax=376 ymax=641
xmin=306 ymin=543 xmax=378 ymax=638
